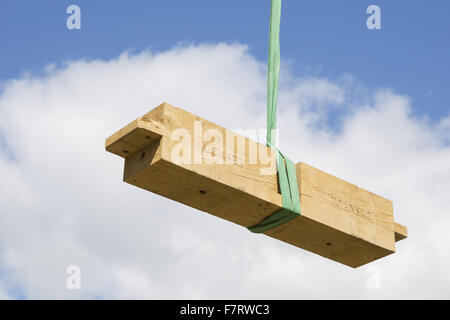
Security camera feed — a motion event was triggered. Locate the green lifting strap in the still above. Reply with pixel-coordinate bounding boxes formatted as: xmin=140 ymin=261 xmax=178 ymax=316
xmin=248 ymin=0 xmax=301 ymax=233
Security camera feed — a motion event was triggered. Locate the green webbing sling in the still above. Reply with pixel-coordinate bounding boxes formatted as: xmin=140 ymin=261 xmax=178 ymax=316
xmin=248 ymin=0 xmax=301 ymax=233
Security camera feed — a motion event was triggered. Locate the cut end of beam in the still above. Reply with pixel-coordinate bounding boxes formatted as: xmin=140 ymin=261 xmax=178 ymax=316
xmin=394 ymin=222 xmax=408 ymax=242
xmin=106 ymin=102 xmax=408 ymax=268
xmin=105 ymin=102 xmax=169 ymax=158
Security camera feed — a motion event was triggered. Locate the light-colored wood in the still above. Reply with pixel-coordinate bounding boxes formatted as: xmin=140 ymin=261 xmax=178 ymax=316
xmin=106 ymin=102 xmax=407 ymax=268
xmin=394 ymin=222 xmax=407 ymax=241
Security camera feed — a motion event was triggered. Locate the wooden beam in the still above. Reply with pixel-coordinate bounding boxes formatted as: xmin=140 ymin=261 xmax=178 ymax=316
xmin=394 ymin=222 xmax=408 ymax=241
xmin=106 ymin=102 xmax=407 ymax=268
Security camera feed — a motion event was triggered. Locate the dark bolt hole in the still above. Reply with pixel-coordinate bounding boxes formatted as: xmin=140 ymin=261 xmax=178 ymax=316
xmin=326 ymin=242 xmax=332 ymax=246
xmin=145 ymin=136 xmax=151 ymax=140
xmin=199 ymin=190 xmax=206 ymax=194
xmin=141 ymin=152 xmax=146 ymax=160
xmin=123 ymin=150 xmax=129 ymax=154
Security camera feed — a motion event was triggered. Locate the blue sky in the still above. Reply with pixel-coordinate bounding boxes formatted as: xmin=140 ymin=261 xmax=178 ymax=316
xmin=1 ymin=1 xmax=450 ymax=299
xmin=0 ymin=0 xmax=449 ymax=122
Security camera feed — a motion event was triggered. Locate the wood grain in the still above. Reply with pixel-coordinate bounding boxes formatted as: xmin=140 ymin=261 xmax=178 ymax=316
xmin=106 ymin=102 xmax=407 ymax=268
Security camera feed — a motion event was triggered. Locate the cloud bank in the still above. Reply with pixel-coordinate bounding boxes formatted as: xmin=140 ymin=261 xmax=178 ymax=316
xmin=0 ymin=43 xmax=449 ymax=299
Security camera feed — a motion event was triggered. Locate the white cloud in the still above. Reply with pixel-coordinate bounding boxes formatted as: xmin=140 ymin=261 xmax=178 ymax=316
xmin=0 ymin=43 xmax=449 ymax=299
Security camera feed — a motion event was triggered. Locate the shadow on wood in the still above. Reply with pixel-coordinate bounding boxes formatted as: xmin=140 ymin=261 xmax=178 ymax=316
xmin=106 ymin=102 xmax=407 ymax=268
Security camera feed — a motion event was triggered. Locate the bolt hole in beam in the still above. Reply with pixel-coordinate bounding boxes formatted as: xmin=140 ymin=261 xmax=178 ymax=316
xmin=106 ymin=102 xmax=407 ymax=268
xmin=141 ymin=152 xmax=146 ymax=160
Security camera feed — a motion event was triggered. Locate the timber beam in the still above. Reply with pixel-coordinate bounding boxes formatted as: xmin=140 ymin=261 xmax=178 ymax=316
xmin=106 ymin=102 xmax=407 ymax=268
